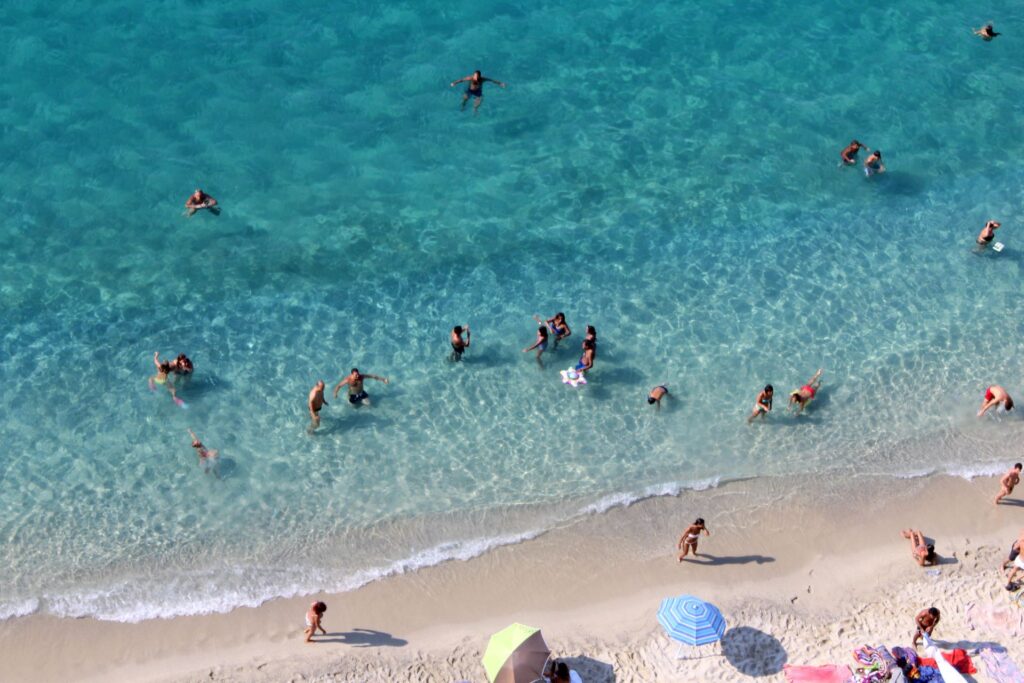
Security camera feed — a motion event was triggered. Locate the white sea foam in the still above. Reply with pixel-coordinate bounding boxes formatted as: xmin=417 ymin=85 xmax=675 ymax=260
xmin=577 ymin=477 xmax=722 ymax=516
xmin=0 ymin=598 xmax=39 ymax=621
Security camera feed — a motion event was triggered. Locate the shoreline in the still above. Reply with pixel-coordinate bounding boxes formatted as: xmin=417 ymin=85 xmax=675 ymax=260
xmin=4 ymin=471 xmax=1024 ymax=681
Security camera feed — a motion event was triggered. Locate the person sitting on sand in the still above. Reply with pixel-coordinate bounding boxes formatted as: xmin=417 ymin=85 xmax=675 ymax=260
xmin=184 ymin=188 xmax=218 ymax=216
xmin=188 ymin=429 xmax=219 ymax=475
xmin=333 ymin=368 xmax=389 ymax=406
xmin=450 ymin=70 xmax=506 ymax=114
xmin=1004 ymin=532 xmax=1024 ymax=573
xmin=864 ymin=150 xmax=885 ymax=176
xmin=996 ymin=463 xmax=1023 ymax=505
xmin=535 ymin=313 xmax=571 ymax=348
xmin=308 ymin=380 xmax=328 ymax=430
xmin=747 ymin=384 xmax=774 ymax=423
xmin=978 ymin=384 xmax=1014 ymax=417
xmin=976 ymin=220 xmax=1001 ymax=247
xmin=1007 ymin=534 xmax=1024 ymax=589
xmin=523 ymin=325 xmax=549 ymax=365
xmin=840 ymin=140 xmax=865 ymax=165
xmin=550 ymin=660 xmax=583 ymax=683
xmin=973 ymin=23 xmax=1000 ymax=40
xmin=912 ymin=607 xmax=940 ymax=647
xmin=450 ymin=324 xmax=471 ymax=362
xmin=677 ymin=518 xmax=710 ymax=561
xmin=648 ymin=385 xmax=669 ymax=409
xmin=901 ymin=529 xmax=937 ymax=566
xmin=789 ymin=370 xmax=823 ymax=414
xmin=304 ymin=601 xmax=328 ymax=643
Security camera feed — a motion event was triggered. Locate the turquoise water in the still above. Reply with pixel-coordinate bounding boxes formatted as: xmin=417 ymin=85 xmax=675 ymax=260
xmin=3 ymin=0 xmax=1024 ymax=621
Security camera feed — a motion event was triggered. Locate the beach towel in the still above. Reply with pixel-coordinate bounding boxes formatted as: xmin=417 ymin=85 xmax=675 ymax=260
xmin=979 ymin=647 xmax=1024 ymax=683
xmin=923 ymin=633 xmax=967 ymax=683
xmin=891 ymin=646 xmax=919 ymax=667
xmin=782 ymin=664 xmax=853 ymax=683
xmin=965 ymin=600 xmax=1023 ymax=637
xmin=940 ymin=649 xmax=976 ymax=674
xmin=852 ymin=645 xmax=892 ymax=678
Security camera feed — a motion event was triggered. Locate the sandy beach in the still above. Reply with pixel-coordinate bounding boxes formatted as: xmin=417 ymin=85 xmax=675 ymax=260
xmin=4 ymin=472 xmax=1024 ymax=682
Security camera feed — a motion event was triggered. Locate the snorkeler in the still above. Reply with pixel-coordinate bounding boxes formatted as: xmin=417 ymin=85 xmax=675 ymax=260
xmin=450 ymin=70 xmax=506 ymax=114
xmin=840 ymin=140 xmax=865 ymax=165
xmin=535 ymin=313 xmax=571 ymax=348
xmin=973 ymin=23 xmax=1000 ymax=40
xmin=188 ymin=429 xmax=219 ymax=475
xmin=976 ymin=220 xmax=1001 ymax=247
xmin=978 ymin=384 xmax=1014 ymax=417
xmin=575 ymin=339 xmax=595 ymax=374
xmin=308 ymin=380 xmax=328 ymax=430
xmin=864 ymin=150 xmax=885 ymax=176
xmin=450 ymin=324 xmax=470 ymax=362
xmin=523 ymin=325 xmax=549 ymax=364
xmin=648 ymin=385 xmax=669 ymax=409
xmin=789 ymin=369 xmax=823 ymax=414
xmin=333 ymin=368 xmax=389 ymax=406
xmin=184 ymin=188 xmax=218 ymax=216
xmin=747 ymin=384 xmax=774 ymax=423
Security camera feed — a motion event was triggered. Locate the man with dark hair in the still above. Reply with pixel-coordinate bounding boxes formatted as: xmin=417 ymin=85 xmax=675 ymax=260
xmin=996 ymin=463 xmax=1023 ymax=505
xmin=748 ymin=384 xmax=774 ymax=423
xmin=450 ymin=324 xmax=470 ymax=362
xmin=333 ymin=368 xmax=389 ymax=406
xmin=450 ymin=70 xmax=506 ymax=114
xmin=913 ymin=607 xmax=940 ymax=646
xmin=648 ymin=385 xmax=669 ymax=409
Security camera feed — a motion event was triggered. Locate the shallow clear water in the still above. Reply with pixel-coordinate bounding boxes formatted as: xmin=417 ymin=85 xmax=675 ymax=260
xmin=2 ymin=0 xmax=1024 ymax=621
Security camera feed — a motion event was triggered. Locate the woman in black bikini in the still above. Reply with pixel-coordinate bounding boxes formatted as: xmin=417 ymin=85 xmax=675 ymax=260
xmin=450 ymin=70 xmax=506 ymax=114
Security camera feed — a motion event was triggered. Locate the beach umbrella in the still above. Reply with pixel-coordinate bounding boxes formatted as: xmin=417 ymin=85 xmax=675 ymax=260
xmin=657 ymin=595 xmax=726 ymax=652
xmin=482 ymin=622 xmax=551 ymax=683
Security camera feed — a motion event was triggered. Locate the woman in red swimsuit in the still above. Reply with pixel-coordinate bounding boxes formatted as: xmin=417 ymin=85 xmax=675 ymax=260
xmin=789 ymin=369 xmax=823 ymax=414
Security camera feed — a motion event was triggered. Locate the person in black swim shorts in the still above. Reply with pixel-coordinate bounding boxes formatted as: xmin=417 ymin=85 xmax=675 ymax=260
xmin=333 ymin=368 xmax=389 ymax=406
xmin=450 ymin=70 xmax=506 ymax=114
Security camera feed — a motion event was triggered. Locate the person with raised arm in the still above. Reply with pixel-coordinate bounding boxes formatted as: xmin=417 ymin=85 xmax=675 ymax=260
xmin=450 ymin=70 xmax=506 ymax=114
xmin=333 ymin=368 xmax=389 ymax=406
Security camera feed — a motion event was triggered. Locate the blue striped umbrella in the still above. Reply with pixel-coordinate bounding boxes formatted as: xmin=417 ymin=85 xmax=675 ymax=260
xmin=657 ymin=595 xmax=726 ymax=646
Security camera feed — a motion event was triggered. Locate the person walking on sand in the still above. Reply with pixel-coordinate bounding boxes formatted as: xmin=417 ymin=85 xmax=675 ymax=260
xmin=304 ymin=601 xmax=327 ymax=643
xmin=450 ymin=324 xmax=470 ymax=362
xmin=677 ymin=518 xmax=709 ymax=561
xmin=976 ymin=220 xmax=1001 ymax=247
xmin=333 ymin=368 xmax=389 ymax=406
xmin=188 ymin=429 xmax=219 ymax=475
xmin=184 ymin=188 xmax=218 ymax=216
xmin=648 ymin=385 xmax=669 ymax=409
xmin=912 ymin=607 xmax=940 ymax=647
xmin=308 ymin=380 xmax=328 ymax=430
xmin=450 ymin=70 xmax=506 ymax=114
xmin=978 ymin=384 xmax=1014 ymax=417
xmin=747 ymin=384 xmax=774 ymax=423
xmin=996 ymin=463 xmax=1023 ymax=505
xmin=901 ymin=529 xmax=937 ymax=566
xmin=789 ymin=370 xmax=823 ymax=414
xmin=523 ymin=325 xmax=549 ymax=365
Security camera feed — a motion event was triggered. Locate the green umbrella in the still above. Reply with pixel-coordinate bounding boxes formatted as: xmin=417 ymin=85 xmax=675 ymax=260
xmin=482 ymin=623 xmax=551 ymax=683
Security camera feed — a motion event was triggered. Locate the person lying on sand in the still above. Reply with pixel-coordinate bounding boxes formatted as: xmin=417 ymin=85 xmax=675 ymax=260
xmin=901 ymin=529 xmax=937 ymax=566
xmin=996 ymin=463 xmax=1023 ymax=505
xmin=677 ymin=518 xmax=709 ymax=562
xmin=912 ymin=607 xmax=940 ymax=647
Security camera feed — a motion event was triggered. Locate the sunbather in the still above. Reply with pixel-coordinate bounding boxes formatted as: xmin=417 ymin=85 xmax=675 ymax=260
xmin=901 ymin=529 xmax=937 ymax=566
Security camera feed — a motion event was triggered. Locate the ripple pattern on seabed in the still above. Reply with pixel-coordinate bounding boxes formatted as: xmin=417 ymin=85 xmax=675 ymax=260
xmin=1 ymin=0 xmax=1023 ymax=620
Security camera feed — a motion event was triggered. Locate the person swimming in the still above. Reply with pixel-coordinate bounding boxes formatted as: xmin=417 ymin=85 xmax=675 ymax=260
xmin=978 ymin=384 xmax=1014 ymax=417
xmin=789 ymin=369 xmax=823 ymax=414
xmin=648 ymin=385 xmax=669 ymax=409
xmin=449 ymin=70 xmax=506 ymax=114
xmin=977 ymin=220 xmax=1001 ymax=247
xmin=450 ymin=324 xmax=470 ymax=362
xmin=535 ymin=313 xmax=571 ymax=348
xmin=188 ymin=429 xmax=219 ymax=475
xmin=747 ymin=384 xmax=774 ymax=423
xmin=840 ymin=140 xmax=865 ymax=165
xmin=973 ymin=23 xmax=1000 ymax=40
xmin=149 ymin=351 xmax=180 ymax=402
xmin=864 ymin=150 xmax=885 ymax=176
xmin=522 ymin=325 xmax=549 ymax=364
xmin=184 ymin=188 xmax=218 ymax=216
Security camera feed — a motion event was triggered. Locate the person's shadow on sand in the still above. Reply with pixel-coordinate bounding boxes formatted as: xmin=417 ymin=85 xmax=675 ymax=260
xmin=316 ymin=628 xmax=408 ymax=647
xmin=683 ymin=554 xmax=775 ymax=566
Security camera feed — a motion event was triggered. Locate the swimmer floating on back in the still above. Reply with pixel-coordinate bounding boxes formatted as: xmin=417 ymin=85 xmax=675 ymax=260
xmin=976 ymin=220 xmax=1001 ymax=247
xmin=973 ymin=23 xmax=1000 ymax=40
xmin=789 ymin=369 xmax=823 ymax=415
xmin=450 ymin=70 xmax=506 ymax=114
xmin=188 ymin=429 xmax=219 ymax=476
xmin=978 ymin=384 xmax=1014 ymax=417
